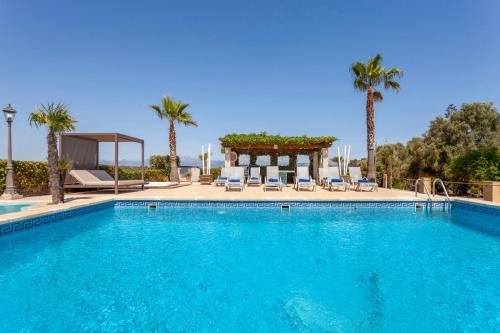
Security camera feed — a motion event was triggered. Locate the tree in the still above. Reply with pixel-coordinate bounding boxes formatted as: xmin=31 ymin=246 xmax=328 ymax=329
xmin=376 ymin=143 xmax=407 ymax=188
xmin=447 ymin=148 xmax=500 ymax=195
xmin=350 ymin=54 xmax=403 ymax=180
xmin=375 ymin=102 xmax=499 ymax=185
xmin=149 ymin=96 xmax=197 ymax=182
xmin=420 ymin=102 xmax=499 ymax=178
xmin=29 ymin=103 xmax=76 ymax=204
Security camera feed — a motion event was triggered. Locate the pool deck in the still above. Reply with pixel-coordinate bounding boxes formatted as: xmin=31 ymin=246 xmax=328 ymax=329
xmin=0 ymin=183 xmax=498 ymax=225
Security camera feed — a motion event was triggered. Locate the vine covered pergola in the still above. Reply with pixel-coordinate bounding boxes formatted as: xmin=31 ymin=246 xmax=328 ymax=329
xmin=219 ymin=133 xmax=336 ymax=181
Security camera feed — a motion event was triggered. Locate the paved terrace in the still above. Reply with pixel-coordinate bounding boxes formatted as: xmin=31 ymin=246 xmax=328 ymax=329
xmin=0 ymin=184 xmax=497 ymax=226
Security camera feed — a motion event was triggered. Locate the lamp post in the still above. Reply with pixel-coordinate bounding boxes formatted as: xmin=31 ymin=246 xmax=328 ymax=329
xmin=1 ymin=104 xmax=22 ymax=199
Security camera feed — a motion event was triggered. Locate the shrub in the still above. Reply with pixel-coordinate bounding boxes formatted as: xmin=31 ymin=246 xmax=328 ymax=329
xmin=149 ymin=155 xmax=180 ymax=173
xmin=447 ymin=148 xmax=500 ymax=195
xmin=210 ymin=167 xmax=221 ymax=180
xmin=100 ymin=165 xmax=169 ymax=182
xmin=0 ymin=160 xmax=49 ymax=195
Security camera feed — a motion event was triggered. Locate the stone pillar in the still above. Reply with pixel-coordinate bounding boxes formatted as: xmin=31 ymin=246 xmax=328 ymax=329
xmin=290 ymin=154 xmax=297 ymax=172
xmin=483 ymin=181 xmax=500 ymax=203
xmin=418 ymin=177 xmax=432 ymax=194
xmin=270 ymin=153 xmax=278 ymax=167
xmin=321 ymin=148 xmax=329 ymax=169
xmin=224 ymin=147 xmax=231 ymax=168
xmin=250 ymin=154 xmax=257 ymax=166
xmin=312 ymin=151 xmax=319 ymax=181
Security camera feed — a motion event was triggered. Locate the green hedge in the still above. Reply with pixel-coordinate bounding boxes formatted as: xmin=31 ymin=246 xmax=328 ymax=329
xmin=0 ymin=161 xmax=171 ymax=197
xmin=0 ymin=160 xmax=49 ymax=195
xmin=100 ymin=165 xmax=169 ymax=182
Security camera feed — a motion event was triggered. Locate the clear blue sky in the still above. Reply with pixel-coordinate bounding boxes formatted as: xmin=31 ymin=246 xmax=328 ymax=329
xmin=1 ymin=0 xmax=499 ymax=163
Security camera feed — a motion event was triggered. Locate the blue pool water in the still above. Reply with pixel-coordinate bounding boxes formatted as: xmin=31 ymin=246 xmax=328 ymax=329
xmin=0 ymin=202 xmax=31 ymax=215
xmin=0 ymin=204 xmax=498 ymax=332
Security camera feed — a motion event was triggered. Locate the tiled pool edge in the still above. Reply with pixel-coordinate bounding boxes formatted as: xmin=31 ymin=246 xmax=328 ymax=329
xmin=452 ymin=199 xmax=500 ymax=216
xmin=114 ymin=199 xmax=445 ymax=208
xmin=0 ymin=199 xmax=497 ymax=237
xmin=0 ymin=200 xmax=115 ymax=236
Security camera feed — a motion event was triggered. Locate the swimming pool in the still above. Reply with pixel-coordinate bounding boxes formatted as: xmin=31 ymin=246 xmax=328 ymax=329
xmin=0 ymin=202 xmax=31 ymax=215
xmin=0 ymin=201 xmax=498 ymax=332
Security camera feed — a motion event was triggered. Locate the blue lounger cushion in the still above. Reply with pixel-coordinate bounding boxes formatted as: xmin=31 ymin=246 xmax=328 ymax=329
xmin=268 ymin=178 xmax=279 ymax=183
xmin=358 ymin=178 xmax=369 ymax=183
xmin=330 ymin=178 xmax=342 ymax=183
xmin=250 ymin=177 xmax=259 ymax=180
xmin=218 ymin=176 xmax=228 ymax=180
xmin=299 ymin=178 xmax=310 ymax=183
xmin=229 ymin=179 xmax=241 ymax=183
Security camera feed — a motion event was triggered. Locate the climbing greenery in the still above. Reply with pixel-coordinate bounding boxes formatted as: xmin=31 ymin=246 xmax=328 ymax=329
xmin=219 ymin=133 xmax=336 ymax=146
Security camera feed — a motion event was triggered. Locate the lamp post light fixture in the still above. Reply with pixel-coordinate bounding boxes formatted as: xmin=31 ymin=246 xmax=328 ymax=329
xmin=1 ymin=104 xmax=22 ymax=199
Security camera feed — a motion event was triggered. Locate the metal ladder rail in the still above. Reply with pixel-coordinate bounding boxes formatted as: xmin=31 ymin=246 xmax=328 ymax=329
xmin=415 ymin=178 xmax=433 ymax=209
xmin=432 ymin=178 xmax=451 ymax=211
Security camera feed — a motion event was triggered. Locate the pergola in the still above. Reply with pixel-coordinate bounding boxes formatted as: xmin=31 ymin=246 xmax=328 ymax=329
xmin=219 ymin=133 xmax=336 ymax=181
xmin=60 ymin=133 xmax=144 ymax=194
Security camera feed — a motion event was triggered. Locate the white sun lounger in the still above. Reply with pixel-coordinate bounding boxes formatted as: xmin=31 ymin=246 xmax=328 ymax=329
xmin=295 ymin=166 xmax=316 ymax=191
xmin=215 ymin=167 xmax=229 ymax=186
xmin=264 ymin=166 xmax=282 ymax=191
xmin=348 ymin=167 xmax=378 ymax=191
xmin=327 ymin=166 xmax=349 ymax=192
xmin=247 ymin=167 xmax=262 ymax=186
xmin=225 ymin=167 xmax=245 ymax=191
xmin=68 ymin=170 xmax=145 ymax=190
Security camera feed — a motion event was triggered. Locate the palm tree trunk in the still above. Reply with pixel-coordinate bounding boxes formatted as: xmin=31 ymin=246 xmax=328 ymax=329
xmin=47 ymin=131 xmax=62 ymax=204
xmin=366 ymin=88 xmax=376 ymax=181
xmin=169 ymin=120 xmax=179 ymax=182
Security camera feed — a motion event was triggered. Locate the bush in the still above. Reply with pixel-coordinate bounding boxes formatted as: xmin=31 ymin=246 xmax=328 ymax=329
xmin=149 ymin=155 xmax=180 ymax=172
xmin=447 ymin=148 xmax=500 ymax=195
xmin=0 ymin=160 xmax=49 ymax=195
xmin=100 ymin=165 xmax=169 ymax=182
xmin=0 ymin=160 xmax=174 ymax=197
xmin=210 ymin=167 xmax=221 ymax=180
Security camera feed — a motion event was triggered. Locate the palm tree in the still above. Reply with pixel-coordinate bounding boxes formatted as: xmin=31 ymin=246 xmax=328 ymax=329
xmin=350 ymin=54 xmax=403 ymax=180
xmin=149 ymin=96 xmax=198 ymax=182
xmin=29 ymin=103 xmax=76 ymax=204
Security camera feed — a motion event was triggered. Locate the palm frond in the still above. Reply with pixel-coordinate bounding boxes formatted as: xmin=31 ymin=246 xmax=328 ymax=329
xmin=149 ymin=104 xmax=165 ymax=119
xmin=371 ymin=54 xmax=383 ymax=68
xmin=28 ymin=110 xmax=47 ymax=127
xmin=373 ymin=91 xmax=384 ymax=102
xmin=350 ymin=62 xmax=366 ymax=77
xmin=29 ymin=102 xmax=76 ymax=133
xmin=177 ymin=111 xmax=198 ymax=127
xmin=384 ymin=80 xmax=401 ymax=91
xmin=353 ymin=78 xmax=368 ymax=91
xmin=150 ymin=95 xmax=197 ymax=126
xmin=351 ymin=54 xmax=403 ymax=95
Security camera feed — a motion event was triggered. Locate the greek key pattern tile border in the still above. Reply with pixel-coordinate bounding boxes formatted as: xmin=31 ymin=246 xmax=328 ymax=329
xmin=2 ymin=199 xmax=497 ymax=237
xmin=0 ymin=201 xmax=114 ymax=237
xmin=452 ymin=200 xmax=500 ymax=216
xmin=113 ymin=200 xmax=441 ymax=208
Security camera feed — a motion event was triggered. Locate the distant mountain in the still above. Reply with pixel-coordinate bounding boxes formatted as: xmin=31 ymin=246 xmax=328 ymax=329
xmin=178 ymin=156 xmax=224 ymax=168
xmin=100 ymin=159 xmax=144 ymax=167
xmin=99 ymin=157 xmax=225 ymax=168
